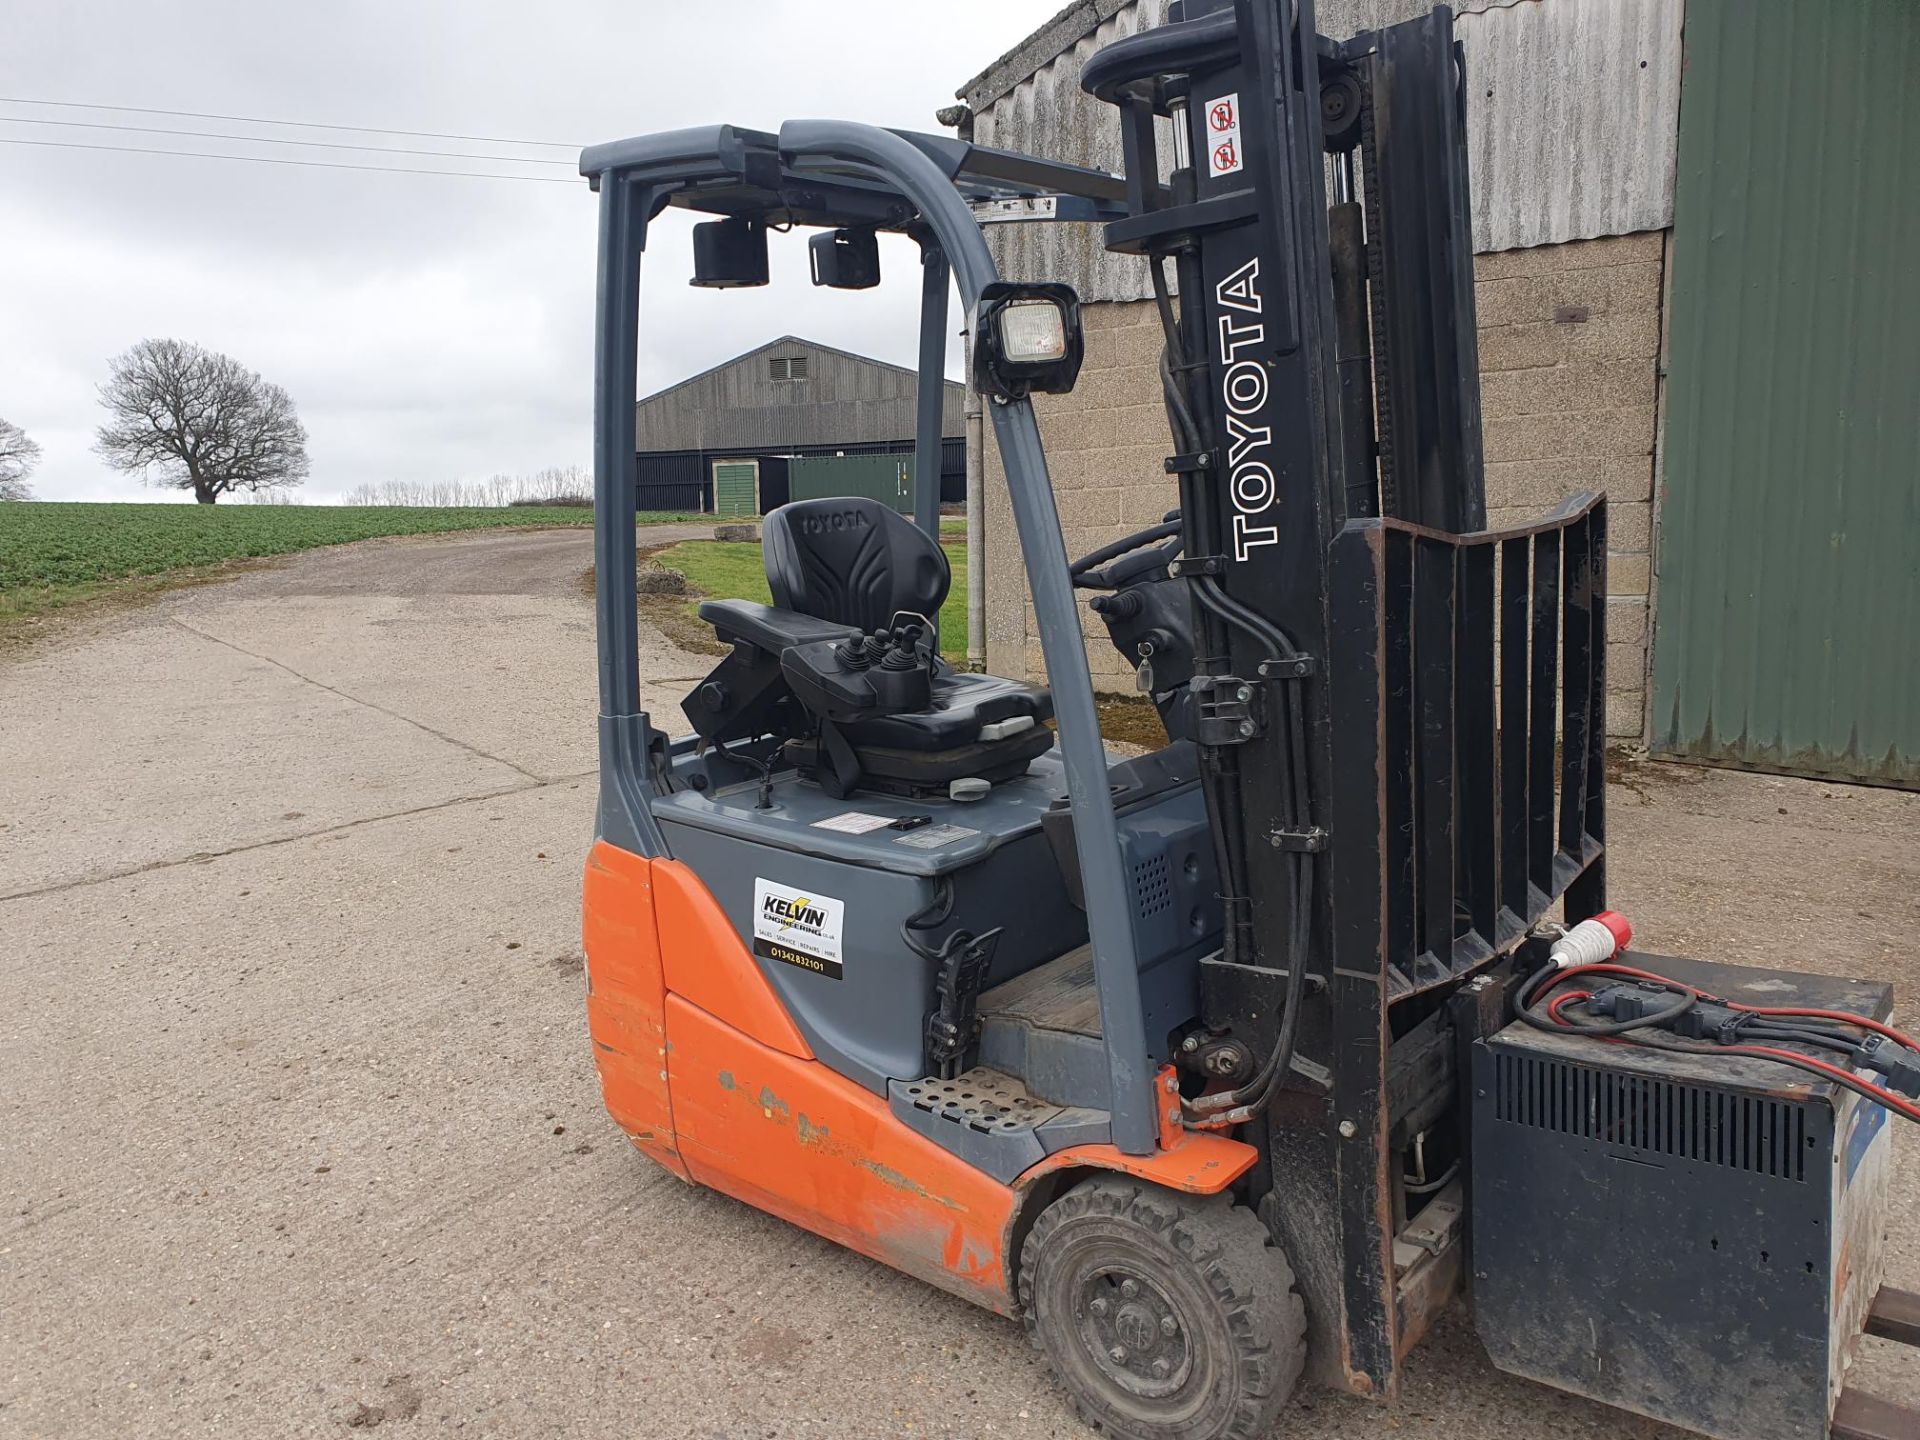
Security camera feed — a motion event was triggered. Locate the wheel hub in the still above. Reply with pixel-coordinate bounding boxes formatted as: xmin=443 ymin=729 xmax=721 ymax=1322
xmin=1075 ymin=1267 xmax=1193 ymax=1398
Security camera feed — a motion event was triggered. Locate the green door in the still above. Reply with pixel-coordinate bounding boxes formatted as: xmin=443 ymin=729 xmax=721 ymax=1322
xmin=711 ymin=461 xmax=759 ymax=517
xmin=1651 ymin=0 xmax=1920 ymax=786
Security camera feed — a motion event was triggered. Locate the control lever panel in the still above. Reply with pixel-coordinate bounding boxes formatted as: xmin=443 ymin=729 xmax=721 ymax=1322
xmin=780 ymin=619 xmax=935 ymax=722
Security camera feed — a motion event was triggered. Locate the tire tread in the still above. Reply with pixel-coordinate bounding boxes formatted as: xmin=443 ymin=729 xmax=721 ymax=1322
xmin=1017 ymin=1175 xmax=1306 ymax=1440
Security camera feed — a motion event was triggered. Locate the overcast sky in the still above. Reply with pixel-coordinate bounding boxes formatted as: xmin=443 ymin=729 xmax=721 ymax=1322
xmin=1 ymin=1 xmax=1054 ymax=502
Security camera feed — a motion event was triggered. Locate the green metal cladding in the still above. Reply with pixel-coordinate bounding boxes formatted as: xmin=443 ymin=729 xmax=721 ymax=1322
xmin=1652 ymin=0 xmax=1919 ymax=786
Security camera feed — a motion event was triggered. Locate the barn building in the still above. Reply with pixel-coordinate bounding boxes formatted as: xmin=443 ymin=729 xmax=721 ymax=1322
xmin=952 ymin=0 xmax=1918 ymax=787
xmin=634 ymin=336 xmax=965 ymax=516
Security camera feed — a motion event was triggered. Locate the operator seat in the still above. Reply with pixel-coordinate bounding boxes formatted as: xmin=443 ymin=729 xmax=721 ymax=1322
xmin=688 ymin=498 xmax=1054 ymax=797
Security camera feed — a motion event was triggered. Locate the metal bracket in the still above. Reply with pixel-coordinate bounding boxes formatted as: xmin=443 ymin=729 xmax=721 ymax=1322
xmin=1257 ymin=655 xmax=1316 ymax=680
xmin=1191 ymin=674 xmax=1263 ymax=745
xmin=1163 ymin=450 xmax=1217 ymax=475
xmin=924 ymin=928 xmax=1003 ymax=1078
xmin=1169 ymin=555 xmax=1226 ymax=577
xmin=1267 ymin=826 xmax=1328 ymax=852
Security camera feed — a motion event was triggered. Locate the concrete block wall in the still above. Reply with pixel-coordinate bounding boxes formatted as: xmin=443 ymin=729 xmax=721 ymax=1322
xmin=981 ymin=300 xmax=1177 ymax=688
xmin=1476 ymin=230 xmax=1664 ymax=738
xmin=982 ymin=229 xmax=1665 ymax=739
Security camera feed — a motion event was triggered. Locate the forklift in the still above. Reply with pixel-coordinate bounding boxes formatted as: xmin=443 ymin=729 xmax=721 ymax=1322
xmin=577 ymin=3 xmax=1919 ymax=1436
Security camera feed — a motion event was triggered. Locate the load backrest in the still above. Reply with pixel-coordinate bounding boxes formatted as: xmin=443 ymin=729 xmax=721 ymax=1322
xmin=762 ymin=498 xmax=949 ymax=633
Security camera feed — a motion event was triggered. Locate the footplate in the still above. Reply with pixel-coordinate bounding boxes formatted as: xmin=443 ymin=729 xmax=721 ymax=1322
xmin=887 ymin=1067 xmax=1109 ymax=1182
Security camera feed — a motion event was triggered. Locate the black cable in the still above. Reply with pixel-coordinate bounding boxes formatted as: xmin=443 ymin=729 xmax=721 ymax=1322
xmin=1146 ymin=251 xmax=1318 ymax=1121
xmin=1740 ymin=1022 xmax=1866 ymax=1059
xmin=1192 ymin=576 xmax=1300 ymax=662
xmin=902 ymin=878 xmax=958 ymax=964
xmin=0 ymin=114 xmax=575 ymax=166
xmin=1520 ymin=965 xmax=1920 ymax=1126
xmin=0 ymin=135 xmax=577 ymax=183
xmin=1517 ymin=979 xmax=1695 ymax=1037
xmin=716 ymin=736 xmax=777 ymax=810
xmin=0 ymin=94 xmax=581 ymax=148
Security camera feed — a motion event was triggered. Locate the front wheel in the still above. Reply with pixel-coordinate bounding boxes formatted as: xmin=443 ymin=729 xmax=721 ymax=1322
xmin=1018 ymin=1175 xmax=1306 ymax=1439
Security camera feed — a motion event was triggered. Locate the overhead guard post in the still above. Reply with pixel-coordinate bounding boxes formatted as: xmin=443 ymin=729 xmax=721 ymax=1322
xmin=779 ymin=120 xmax=1159 ymax=1155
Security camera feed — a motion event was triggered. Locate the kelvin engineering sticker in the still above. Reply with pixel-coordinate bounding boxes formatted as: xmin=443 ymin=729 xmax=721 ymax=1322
xmin=752 ymin=878 xmax=845 ymax=979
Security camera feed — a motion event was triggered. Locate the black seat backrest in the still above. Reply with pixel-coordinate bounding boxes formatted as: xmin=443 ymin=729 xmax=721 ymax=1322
xmin=762 ymin=498 xmax=949 ymax=633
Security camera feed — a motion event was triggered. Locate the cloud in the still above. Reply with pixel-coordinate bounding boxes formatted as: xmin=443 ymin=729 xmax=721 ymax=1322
xmin=0 ymin=0 xmax=1049 ymax=501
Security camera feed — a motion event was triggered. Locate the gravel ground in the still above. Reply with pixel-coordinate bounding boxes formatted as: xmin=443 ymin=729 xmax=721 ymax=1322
xmin=2 ymin=526 xmax=1915 ymax=1438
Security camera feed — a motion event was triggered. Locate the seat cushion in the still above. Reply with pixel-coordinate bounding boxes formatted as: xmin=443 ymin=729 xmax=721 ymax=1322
xmin=839 ymin=670 xmax=1053 ymax=751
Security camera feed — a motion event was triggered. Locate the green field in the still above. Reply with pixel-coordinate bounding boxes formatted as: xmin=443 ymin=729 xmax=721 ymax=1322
xmin=651 ymin=537 xmax=969 ymax=662
xmin=0 ymin=502 xmax=699 ymax=626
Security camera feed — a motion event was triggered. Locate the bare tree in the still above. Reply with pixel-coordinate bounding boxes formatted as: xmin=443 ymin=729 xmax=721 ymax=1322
xmin=94 ymin=339 xmax=309 ymax=504
xmin=338 ymin=464 xmax=591 ymax=508
xmin=0 ymin=417 xmax=40 ymax=501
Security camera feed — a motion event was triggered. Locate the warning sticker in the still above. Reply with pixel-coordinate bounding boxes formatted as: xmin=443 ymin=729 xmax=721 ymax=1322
xmin=811 ymin=811 xmax=894 ymax=835
xmin=892 ymin=824 xmax=980 ymax=850
xmin=752 ymin=878 xmax=845 ymax=979
xmin=1205 ymin=92 xmax=1244 ymax=178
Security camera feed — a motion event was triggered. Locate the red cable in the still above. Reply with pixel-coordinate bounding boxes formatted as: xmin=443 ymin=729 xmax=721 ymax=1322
xmin=1533 ymin=965 xmax=1920 ymax=1122
xmin=1547 ymin=989 xmax=1591 ymax=1025
xmin=1717 ymin=1043 xmax=1920 ymax=1125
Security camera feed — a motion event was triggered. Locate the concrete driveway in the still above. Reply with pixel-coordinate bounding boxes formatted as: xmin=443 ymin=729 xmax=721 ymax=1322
xmin=3 ymin=527 xmax=1916 ymax=1438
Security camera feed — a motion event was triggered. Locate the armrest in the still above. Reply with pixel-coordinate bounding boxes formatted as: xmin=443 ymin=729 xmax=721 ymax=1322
xmin=697 ymin=600 xmax=857 ymax=654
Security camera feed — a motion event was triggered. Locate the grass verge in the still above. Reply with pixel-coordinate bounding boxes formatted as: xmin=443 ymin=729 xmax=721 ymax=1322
xmin=0 ymin=502 xmax=701 ymax=631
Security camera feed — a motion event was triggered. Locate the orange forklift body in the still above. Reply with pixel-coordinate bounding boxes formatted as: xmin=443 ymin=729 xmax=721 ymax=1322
xmin=582 ymin=841 xmax=1259 ymax=1312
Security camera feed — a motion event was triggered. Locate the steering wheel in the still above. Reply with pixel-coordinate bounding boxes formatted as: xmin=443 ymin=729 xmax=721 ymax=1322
xmin=1069 ymin=514 xmax=1183 ymax=590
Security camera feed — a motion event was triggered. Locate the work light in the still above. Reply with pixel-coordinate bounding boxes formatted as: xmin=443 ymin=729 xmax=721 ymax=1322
xmin=973 ymin=282 xmax=1084 ymax=400
xmin=998 ymin=299 xmax=1069 ymax=363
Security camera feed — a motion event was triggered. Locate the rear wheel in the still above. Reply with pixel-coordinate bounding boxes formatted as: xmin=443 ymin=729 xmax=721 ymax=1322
xmin=1018 ymin=1175 xmax=1305 ymax=1440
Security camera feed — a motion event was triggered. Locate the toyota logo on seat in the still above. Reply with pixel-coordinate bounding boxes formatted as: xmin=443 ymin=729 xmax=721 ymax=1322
xmin=796 ymin=510 xmax=870 ymax=535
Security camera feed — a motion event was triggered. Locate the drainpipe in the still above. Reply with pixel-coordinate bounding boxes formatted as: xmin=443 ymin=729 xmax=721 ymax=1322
xmin=964 ymin=380 xmax=985 ymax=672
xmin=937 ymin=100 xmax=987 ymax=673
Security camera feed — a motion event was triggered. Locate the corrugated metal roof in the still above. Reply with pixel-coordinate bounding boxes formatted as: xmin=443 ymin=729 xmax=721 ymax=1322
xmin=966 ymin=0 xmax=1172 ymax=302
xmin=1454 ymin=0 xmax=1682 ymax=252
xmin=959 ymin=0 xmax=1140 ymax=113
xmin=956 ymin=0 xmax=1681 ymax=299
xmin=635 ymin=337 xmax=963 ymax=453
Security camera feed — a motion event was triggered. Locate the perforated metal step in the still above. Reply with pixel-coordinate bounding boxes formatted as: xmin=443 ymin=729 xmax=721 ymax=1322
xmin=900 ymin=1068 xmax=1063 ymax=1134
xmin=888 ymin=1067 xmax=1110 ymax=1181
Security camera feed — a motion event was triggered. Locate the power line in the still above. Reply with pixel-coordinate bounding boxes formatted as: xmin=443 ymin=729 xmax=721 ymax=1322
xmin=0 ymin=94 xmax=580 ymax=150
xmin=0 ymin=135 xmax=580 ymax=184
xmin=0 ymin=114 xmax=576 ymax=166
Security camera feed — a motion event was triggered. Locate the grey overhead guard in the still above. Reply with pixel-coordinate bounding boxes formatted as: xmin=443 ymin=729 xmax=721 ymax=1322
xmin=775 ymin=121 xmax=1156 ymax=1154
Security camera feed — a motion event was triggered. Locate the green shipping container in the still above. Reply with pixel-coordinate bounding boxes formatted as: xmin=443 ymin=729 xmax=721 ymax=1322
xmin=787 ymin=453 xmax=915 ymax=514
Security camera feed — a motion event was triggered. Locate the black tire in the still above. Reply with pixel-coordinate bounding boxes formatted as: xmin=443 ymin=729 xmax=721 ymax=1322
xmin=1017 ymin=1175 xmax=1306 ymax=1440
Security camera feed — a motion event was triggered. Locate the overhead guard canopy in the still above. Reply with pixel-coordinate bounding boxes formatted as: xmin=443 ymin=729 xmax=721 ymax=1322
xmin=578 ymin=123 xmax=1128 ymax=231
